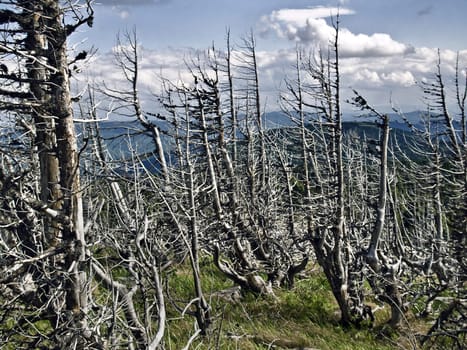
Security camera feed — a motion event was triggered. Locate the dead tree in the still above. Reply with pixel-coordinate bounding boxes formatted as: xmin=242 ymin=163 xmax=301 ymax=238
xmin=152 ymin=77 xmax=215 ymax=336
xmin=0 ymin=1 xmax=95 ymax=347
xmin=75 ymin=91 xmax=168 ymax=349
xmin=349 ymin=91 xmax=404 ymax=327
xmin=101 ymin=29 xmax=169 ymax=181
xmin=391 ymin=52 xmax=467 ymax=345
xmin=280 ymin=19 xmax=368 ymax=325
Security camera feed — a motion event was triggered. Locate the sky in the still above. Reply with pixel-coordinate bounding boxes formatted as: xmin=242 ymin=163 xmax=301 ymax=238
xmin=70 ymin=0 xmax=467 ymax=114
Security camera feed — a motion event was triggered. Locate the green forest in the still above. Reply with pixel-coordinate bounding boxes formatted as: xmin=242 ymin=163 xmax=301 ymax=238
xmin=0 ymin=1 xmax=465 ymax=349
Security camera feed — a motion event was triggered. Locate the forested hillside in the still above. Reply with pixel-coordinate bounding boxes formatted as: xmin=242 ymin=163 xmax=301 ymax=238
xmin=0 ymin=2 xmax=465 ymax=349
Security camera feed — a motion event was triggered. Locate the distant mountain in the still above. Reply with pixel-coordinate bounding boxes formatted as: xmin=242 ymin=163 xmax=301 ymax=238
xmin=262 ymin=111 xmax=295 ymax=128
xmin=82 ymin=110 xmax=462 ymax=168
xmin=77 ymin=119 xmax=169 ymax=158
xmin=85 ymin=112 xmax=413 ymax=158
xmin=341 ymin=121 xmax=420 ymax=157
xmin=263 ymin=110 xmax=430 ymax=131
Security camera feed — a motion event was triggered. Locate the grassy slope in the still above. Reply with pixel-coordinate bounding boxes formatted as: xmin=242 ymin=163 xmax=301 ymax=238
xmin=163 ymin=260 xmax=420 ymax=350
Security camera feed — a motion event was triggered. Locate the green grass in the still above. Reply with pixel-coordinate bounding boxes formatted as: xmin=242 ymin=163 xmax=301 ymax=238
xmin=163 ymin=264 xmax=398 ymax=349
xmin=0 ymin=257 xmax=443 ymax=349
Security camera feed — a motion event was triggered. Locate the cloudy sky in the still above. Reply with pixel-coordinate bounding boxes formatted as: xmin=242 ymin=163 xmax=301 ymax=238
xmin=71 ymin=0 xmax=467 ymax=114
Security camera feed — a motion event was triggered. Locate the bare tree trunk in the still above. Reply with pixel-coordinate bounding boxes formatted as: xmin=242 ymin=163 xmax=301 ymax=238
xmin=281 ymin=23 xmax=360 ymax=325
xmin=105 ymin=30 xmax=169 ymax=181
xmin=43 ymin=1 xmax=89 ymax=343
xmin=366 ymin=115 xmax=389 ymax=268
xmin=0 ymin=1 xmax=93 ymax=347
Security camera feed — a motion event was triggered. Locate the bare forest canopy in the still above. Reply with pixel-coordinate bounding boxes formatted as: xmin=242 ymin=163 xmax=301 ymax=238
xmin=0 ymin=2 xmax=466 ymax=349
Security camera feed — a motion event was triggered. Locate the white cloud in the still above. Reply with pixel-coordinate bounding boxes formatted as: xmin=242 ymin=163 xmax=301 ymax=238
xmin=353 ymin=68 xmax=382 ymax=86
xmin=339 ymin=30 xmax=414 ymax=57
xmin=381 ymin=71 xmax=415 ymax=87
xmin=260 ymin=7 xmax=413 ymax=58
xmin=79 ymin=47 xmax=198 ymax=108
xmin=108 ymin=5 xmax=131 ymax=19
xmin=260 ymin=7 xmax=354 ymax=39
xmin=266 ymin=7 xmax=354 ymax=25
xmin=76 ymin=37 xmax=467 ymax=116
xmin=118 ymin=9 xmax=130 ymax=19
xmin=106 ymin=0 xmax=169 ymax=19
